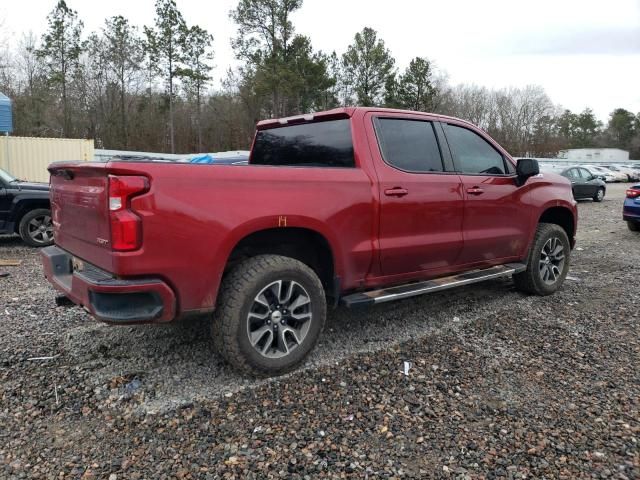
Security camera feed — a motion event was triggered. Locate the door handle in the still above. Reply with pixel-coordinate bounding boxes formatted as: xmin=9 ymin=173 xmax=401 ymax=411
xmin=384 ymin=187 xmax=409 ymax=197
xmin=466 ymin=187 xmax=484 ymax=195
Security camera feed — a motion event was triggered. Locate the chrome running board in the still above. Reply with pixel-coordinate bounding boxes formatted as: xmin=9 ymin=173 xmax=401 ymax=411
xmin=341 ymin=263 xmax=526 ymax=307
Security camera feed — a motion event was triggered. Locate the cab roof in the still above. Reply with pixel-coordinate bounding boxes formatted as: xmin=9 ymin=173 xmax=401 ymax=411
xmin=255 ymin=107 xmax=474 ymax=130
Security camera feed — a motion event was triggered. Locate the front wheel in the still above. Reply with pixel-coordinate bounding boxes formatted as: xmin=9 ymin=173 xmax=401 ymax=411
xmin=514 ymin=223 xmax=570 ymax=296
xmin=593 ymin=187 xmax=605 ymax=202
xmin=18 ymin=208 xmax=54 ymax=247
xmin=628 ymin=221 xmax=640 ymax=232
xmin=212 ymin=255 xmax=326 ymax=377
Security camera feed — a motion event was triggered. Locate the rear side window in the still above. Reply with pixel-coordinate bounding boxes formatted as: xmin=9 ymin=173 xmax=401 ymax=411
xmin=375 ymin=118 xmax=444 ymax=172
xmin=445 ymin=124 xmax=507 ymax=175
xmin=251 ymin=119 xmax=354 ymax=168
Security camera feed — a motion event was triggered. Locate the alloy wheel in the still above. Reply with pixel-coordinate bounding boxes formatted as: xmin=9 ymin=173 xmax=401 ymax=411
xmin=27 ymin=214 xmax=53 ymax=245
xmin=246 ymin=280 xmax=313 ymax=359
xmin=538 ymin=237 xmax=565 ymax=285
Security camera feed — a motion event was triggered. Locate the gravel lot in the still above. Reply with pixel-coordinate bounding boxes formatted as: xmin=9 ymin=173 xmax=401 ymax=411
xmin=1 ymin=183 xmax=638 ymax=479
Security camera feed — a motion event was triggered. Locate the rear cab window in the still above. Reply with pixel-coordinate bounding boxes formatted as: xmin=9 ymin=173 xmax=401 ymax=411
xmin=374 ymin=118 xmax=444 ymax=173
xmin=251 ymin=119 xmax=354 ymax=168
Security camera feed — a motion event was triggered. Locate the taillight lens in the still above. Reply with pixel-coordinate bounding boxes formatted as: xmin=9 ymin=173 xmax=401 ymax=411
xmin=108 ymin=175 xmax=148 ymax=251
xmin=626 ymin=188 xmax=640 ymax=199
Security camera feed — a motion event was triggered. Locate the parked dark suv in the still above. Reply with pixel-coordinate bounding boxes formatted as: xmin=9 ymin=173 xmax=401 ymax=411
xmin=0 ymin=168 xmax=53 ymax=247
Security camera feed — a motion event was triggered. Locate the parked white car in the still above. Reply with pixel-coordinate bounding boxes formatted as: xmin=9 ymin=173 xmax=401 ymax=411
xmin=608 ymin=165 xmax=640 ymax=182
xmin=595 ymin=165 xmax=629 ymax=182
xmin=580 ymin=165 xmax=617 ymax=183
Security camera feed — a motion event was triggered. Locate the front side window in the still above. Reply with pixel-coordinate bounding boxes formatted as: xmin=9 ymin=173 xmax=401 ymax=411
xmin=445 ymin=124 xmax=507 ymax=175
xmin=251 ymin=119 xmax=354 ymax=168
xmin=374 ymin=118 xmax=444 ymax=172
xmin=579 ymin=168 xmax=593 ymax=179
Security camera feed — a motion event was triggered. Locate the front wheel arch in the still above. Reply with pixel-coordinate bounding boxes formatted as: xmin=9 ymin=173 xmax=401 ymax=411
xmin=537 ymin=206 xmax=575 ymax=248
xmin=514 ymin=222 xmax=571 ymax=296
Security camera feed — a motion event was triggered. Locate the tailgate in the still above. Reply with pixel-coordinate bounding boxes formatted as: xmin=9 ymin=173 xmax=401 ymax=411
xmin=49 ymin=163 xmax=113 ymax=271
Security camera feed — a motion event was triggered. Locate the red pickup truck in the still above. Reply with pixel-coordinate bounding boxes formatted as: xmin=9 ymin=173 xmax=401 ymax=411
xmin=42 ymin=107 xmax=577 ymax=376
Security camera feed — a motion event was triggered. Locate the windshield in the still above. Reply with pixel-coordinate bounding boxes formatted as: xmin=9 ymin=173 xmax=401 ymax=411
xmin=0 ymin=168 xmax=16 ymax=183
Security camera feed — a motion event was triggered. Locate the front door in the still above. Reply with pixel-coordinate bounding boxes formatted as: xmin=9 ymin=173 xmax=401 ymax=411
xmin=577 ymin=167 xmax=600 ymax=197
xmin=367 ymin=114 xmax=465 ymax=277
xmin=565 ymin=168 xmax=584 ymax=198
xmin=0 ymin=182 xmax=10 ymax=231
xmin=441 ymin=122 xmax=532 ymax=265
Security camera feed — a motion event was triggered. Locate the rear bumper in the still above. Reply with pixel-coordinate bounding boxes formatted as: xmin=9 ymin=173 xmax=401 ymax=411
xmin=41 ymin=245 xmax=176 ymax=324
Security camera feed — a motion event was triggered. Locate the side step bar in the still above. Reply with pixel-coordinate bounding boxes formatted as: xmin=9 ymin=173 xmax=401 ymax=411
xmin=341 ymin=263 xmax=526 ymax=308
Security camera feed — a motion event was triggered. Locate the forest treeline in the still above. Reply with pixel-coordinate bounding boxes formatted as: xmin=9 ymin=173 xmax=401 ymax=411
xmin=0 ymin=0 xmax=638 ymax=158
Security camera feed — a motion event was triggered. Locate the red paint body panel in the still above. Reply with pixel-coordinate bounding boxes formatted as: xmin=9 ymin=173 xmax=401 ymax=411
xmin=458 ymin=174 xmax=533 ymax=264
xmin=44 ymin=107 xmax=577 ymax=323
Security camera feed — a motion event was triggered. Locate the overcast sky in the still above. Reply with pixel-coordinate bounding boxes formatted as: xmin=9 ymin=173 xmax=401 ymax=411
xmin=1 ymin=0 xmax=639 ymax=121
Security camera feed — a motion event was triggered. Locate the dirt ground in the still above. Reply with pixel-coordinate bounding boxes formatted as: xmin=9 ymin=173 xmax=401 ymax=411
xmin=0 ymin=183 xmax=638 ymax=479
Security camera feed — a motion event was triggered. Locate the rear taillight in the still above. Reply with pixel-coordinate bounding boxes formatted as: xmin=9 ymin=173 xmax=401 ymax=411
xmin=108 ymin=175 xmax=148 ymax=251
xmin=626 ymin=188 xmax=640 ymax=199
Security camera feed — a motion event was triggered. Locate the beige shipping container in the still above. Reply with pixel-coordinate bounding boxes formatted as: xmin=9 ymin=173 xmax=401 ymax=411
xmin=0 ymin=136 xmax=94 ymax=183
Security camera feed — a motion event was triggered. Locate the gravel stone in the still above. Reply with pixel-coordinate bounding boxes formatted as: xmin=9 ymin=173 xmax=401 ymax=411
xmin=0 ymin=183 xmax=638 ymax=478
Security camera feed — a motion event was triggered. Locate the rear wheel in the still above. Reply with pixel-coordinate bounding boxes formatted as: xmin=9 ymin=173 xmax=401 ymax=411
xmin=593 ymin=187 xmax=605 ymax=202
xmin=212 ymin=255 xmax=326 ymax=377
xmin=514 ymin=223 xmax=570 ymax=296
xmin=628 ymin=221 xmax=640 ymax=232
xmin=18 ymin=208 xmax=54 ymax=247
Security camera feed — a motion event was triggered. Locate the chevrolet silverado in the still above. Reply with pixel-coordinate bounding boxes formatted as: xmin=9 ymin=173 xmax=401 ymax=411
xmin=42 ymin=107 xmax=578 ymax=376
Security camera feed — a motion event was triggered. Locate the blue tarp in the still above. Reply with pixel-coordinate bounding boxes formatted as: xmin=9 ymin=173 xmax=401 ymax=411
xmin=0 ymin=92 xmax=12 ymax=133
xmin=188 ymin=152 xmax=250 ymax=165
xmin=189 ymin=154 xmax=215 ymax=164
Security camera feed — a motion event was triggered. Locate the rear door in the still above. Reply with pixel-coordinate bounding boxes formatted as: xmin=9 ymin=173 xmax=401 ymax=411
xmin=366 ymin=113 xmax=464 ymax=277
xmin=441 ymin=122 xmax=530 ymax=265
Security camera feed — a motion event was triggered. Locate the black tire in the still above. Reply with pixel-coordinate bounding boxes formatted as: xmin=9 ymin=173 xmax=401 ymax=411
xmin=18 ymin=208 xmax=54 ymax=247
xmin=628 ymin=221 xmax=640 ymax=232
xmin=593 ymin=187 xmax=605 ymax=202
xmin=212 ymin=254 xmax=326 ymax=377
xmin=513 ymin=223 xmax=570 ymax=296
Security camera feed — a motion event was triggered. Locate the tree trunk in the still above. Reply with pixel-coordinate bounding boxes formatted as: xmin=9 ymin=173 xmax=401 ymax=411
xmin=61 ymin=47 xmax=68 ymax=138
xmin=197 ymin=85 xmax=202 ymax=152
xmin=62 ymin=77 xmax=67 ymax=137
xmin=120 ymin=66 xmax=127 ymax=149
xmin=169 ymin=63 xmax=175 ymax=153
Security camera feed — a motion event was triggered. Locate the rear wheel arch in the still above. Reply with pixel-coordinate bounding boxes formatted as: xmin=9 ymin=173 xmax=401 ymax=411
xmin=222 ymin=227 xmax=338 ymax=296
xmin=12 ymin=199 xmax=51 ymax=233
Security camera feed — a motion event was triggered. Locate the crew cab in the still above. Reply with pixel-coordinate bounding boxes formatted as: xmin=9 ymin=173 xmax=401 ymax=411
xmin=42 ymin=107 xmax=577 ymax=376
xmin=0 ymin=167 xmax=53 ymax=247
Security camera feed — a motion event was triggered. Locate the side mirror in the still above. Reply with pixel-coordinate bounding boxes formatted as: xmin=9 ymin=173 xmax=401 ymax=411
xmin=516 ymin=158 xmax=539 ymax=186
